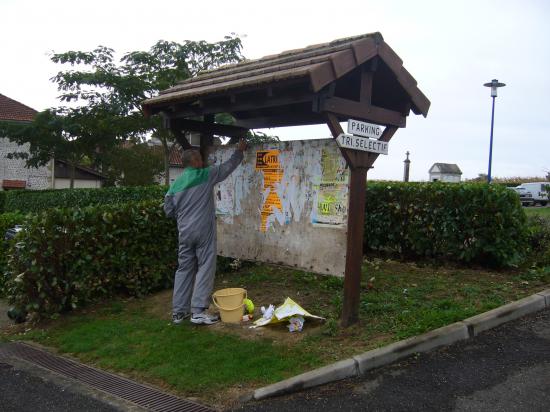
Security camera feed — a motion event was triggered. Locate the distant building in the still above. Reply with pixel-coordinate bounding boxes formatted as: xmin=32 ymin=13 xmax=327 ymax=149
xmin=0 ymin=93 xmax=105 ymax=190
xmin=428 ymin=163 xmax=462 ymax=183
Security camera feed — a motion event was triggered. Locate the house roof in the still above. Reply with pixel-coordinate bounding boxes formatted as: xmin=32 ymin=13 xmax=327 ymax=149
xmin=429 ymin=163 xmax=462 ymax=174
xmin=55 ymin=160 xmax=106 ymax=180
xmin=0 ymin=93 xmax=37 ymax=122
xmin=169 ymin=144 xmax=184 ymax=167
xmin=143 ymin=32 xmax=430 ymax=120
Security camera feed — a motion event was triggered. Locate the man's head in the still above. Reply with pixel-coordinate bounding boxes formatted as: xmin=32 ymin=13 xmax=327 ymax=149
xmin=182 ymin=150 xmax=204 ymax=169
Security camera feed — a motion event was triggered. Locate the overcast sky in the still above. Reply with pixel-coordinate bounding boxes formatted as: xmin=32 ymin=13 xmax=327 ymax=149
xmin=1 ymin=0 xmax=549 ymax=181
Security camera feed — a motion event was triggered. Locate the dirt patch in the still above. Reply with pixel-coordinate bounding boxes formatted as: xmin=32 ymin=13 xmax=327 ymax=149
xmin=141 ymin=286 xmax=325 ymax=345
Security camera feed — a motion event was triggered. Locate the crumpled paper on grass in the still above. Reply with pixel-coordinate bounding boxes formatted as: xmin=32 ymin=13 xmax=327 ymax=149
xmin=288 ymin=316 xmax=305 ymax=332
xmin=250 ymin=297 xmax=325 ymax=328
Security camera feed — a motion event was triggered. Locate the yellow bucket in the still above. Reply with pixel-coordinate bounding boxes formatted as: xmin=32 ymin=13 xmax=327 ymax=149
xmin=212 ymin=288 xmax=246 ymax=323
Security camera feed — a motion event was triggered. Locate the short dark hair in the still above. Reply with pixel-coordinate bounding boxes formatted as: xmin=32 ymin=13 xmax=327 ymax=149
xmin=182 ymin=149 xmax=201 ymax=168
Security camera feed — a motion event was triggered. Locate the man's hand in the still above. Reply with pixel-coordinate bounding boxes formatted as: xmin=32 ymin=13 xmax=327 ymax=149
xmin=238 ymin=138 xmax=248 ymax=152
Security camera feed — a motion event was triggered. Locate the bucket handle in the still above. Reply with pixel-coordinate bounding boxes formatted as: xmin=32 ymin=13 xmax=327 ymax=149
xmin=212 ymin=290 xmax=247 ymax=312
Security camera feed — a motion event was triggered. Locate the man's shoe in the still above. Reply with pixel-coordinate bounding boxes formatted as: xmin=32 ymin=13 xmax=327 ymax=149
xmin=190 ymin=312 xmax=220 ymax=325
xmin=172 ymin=312 xmax=190 ymax=325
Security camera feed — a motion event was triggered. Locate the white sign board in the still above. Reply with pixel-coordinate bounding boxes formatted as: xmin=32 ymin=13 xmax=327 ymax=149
xmin=337 ymin=133 xmax=388 ymax=155
xmin=347 ymin=119 xmax=382 ymax=139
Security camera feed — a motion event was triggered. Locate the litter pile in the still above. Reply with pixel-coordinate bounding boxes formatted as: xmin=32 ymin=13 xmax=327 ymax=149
xmin=250 ymin=297 xmax=325 ymax=332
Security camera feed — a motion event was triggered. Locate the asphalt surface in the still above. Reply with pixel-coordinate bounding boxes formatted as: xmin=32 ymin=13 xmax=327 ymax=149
xmin=0 ymin=360 xmax=121 ymax=412
xmin=235 ymin=308 xmax=550 ymax=412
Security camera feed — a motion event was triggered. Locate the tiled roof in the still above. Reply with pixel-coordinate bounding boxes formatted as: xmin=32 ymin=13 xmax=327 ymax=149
xmin=0 ymin=93 xmax=37 ymax=122
xmin=169 ymin=144 xmax=184 ymax=167
xmin=430 ymin=163 xmax=462 ymax=174
xmin=55 ymin=160 xmax=106 ymax=180
xmin=143 ymin=32 xmax=430 ymax=117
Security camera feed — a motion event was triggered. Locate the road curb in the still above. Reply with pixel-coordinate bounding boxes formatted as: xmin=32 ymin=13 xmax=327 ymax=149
xmin=463 ymin=294 xmax=547 ymax=337
xmin=537 ymin=289 xmax=550 ymax=306
xmin=251 ymin=288 xmax=550 ymax=401
xmin=253 ymin=358 xmax=357 ymax=400
xmin=353 ymin=321 xmax=469 ymax=375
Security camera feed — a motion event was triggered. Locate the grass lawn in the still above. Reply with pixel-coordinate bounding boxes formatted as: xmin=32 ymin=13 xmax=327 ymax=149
xmin=525 ymin=206 xmax=550 ymax=219
xmin=2 ymin=260 xmax=549 ymax=409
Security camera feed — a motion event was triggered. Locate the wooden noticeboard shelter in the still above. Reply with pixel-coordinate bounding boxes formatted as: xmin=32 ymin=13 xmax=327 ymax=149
xmin=143 ymin=32 xmax=430 ymax=327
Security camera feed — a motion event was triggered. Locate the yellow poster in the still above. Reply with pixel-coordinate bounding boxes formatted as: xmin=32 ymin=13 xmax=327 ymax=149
xmin=313 ymin=149 xmax=348 ymax=226
xmin=256 ymin=150 xmax=283 ymax=232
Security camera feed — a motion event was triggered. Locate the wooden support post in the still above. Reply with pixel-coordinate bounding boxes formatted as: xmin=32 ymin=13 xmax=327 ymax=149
xmin=325 ymin=106 xmax=400 ymax=327
xmin=164 ymin=115 xmax=193 ymax=150
xmin=324 ymin=112 xmax=371 ymax=327
xmin=200 ymin=114 xmax=215 ymax=164
xmin=342 ymin=165 xmax=368 ymax=327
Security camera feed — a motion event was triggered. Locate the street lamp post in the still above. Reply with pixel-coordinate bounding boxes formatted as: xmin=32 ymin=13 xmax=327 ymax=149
xmin=483 ymin=79 xmax=506 ymax=184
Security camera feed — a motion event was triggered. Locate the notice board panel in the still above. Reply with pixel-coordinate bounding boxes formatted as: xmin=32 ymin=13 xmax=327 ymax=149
xmin=209 ymin=139 xmax=349 ymax=276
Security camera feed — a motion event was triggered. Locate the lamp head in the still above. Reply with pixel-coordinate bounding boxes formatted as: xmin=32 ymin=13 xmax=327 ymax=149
xmin=484 ymin=79 xmax=506 ymax=97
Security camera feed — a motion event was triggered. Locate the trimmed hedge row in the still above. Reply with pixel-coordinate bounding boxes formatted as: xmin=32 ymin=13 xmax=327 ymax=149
xmin=0 ymin=191 xmax=5 ymax=213
xmin=0 ymin=212 xmax=26 ymax=296
xmin=2 ymin=185 xmax=166 ymax=214
xmin=4 ymin=200 xmax=178 ymax=316
xmin=364 ymin=182 xmax=528 ymax=267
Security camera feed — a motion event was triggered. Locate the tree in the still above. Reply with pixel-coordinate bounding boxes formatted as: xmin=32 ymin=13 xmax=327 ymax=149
xmin=102 ymin=143 xmax=164 ymax=187
xmin=0 ymin=36 xmax=244 ymax=186
xmin=51 ymin=37 xmax=243 ymax=184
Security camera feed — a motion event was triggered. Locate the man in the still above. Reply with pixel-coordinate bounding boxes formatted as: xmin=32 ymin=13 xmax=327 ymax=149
xmin=164 ymin=139 xmax=247 ymax=325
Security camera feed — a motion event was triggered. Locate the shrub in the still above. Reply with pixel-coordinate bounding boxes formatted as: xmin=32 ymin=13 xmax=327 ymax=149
xmin=0 ymin=212 xmax=26 ymax=296
xmin=526 ymin=215 xmax=550 ymax=266
xmin=3 ymin=185 xmax=167 ymax=214
xmin=364 ymin=182 xmax=528 ymax=267
xmin=4 ymin=200 xmax=178 ymax=316
xmin=0 ymin=191 xmax=5 ymax=213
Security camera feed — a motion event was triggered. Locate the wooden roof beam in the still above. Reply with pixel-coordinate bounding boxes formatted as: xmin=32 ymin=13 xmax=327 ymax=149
xmin=167 ymin=90 xmax=316 ymax=119
xmin=235 ymin=112 xmax=325 ymax=129
xmin=320 ymin=96 xmax=406 ymax=127
xmin=169 ymin=118 xmax=249 ymax=139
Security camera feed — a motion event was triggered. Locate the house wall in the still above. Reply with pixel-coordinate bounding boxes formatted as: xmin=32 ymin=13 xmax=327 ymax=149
xmin=54 ymin=178 xmax=102 ymax=189
xmin=155 ymin=166 xmax=185 ymax=186
xmin=169 ymin=166 xmax=184 ymax=184
xmin=429 ymin=172 xmax=461 ymax=183
xmin=0 ymin=137 xmax=51 ymax=190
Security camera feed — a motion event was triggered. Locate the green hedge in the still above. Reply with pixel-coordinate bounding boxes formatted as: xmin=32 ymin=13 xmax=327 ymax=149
xmin=3 ymin=185 xmax=167 ymax=214
xmin=364 ymin=182 xmax=528 ymax=267
xmin=4 ymin=200 xmax=177 ymax=316
xmin=0 ymin=191 xmax=5 ymax=213
xmin=0 ymin=212 xmax=26 ymax=296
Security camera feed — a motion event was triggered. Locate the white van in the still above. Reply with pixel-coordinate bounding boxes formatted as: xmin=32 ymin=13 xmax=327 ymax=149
xmin=516 ymin=182 xmax=549 ymax=206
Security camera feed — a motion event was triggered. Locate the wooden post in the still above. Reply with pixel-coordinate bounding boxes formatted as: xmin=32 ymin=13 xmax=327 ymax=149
xmin=200 ymin=114 xmax=215 ymax=164
xmin=325 ymin=113 xmax=371 ymax=327
xmin=341 ymin=166 xmax=368 ymax=326
xmin=326 ymin=110 xmax=399 ymax=327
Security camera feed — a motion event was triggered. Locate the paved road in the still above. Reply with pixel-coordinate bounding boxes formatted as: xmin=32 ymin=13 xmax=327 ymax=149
xmin=236 ymin=308 xmax=550 ymax=412
xmin=0 ymin=354 xmax=146 ymax=412
xmin=0 ymin=360 xmax=121 ymax=412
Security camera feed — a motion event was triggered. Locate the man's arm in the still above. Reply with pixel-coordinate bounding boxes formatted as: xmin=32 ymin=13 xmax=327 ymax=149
xmin=210 ymin=139 xmax=247 ymax=184
xmin=164 ymin=194 xmax=176 ymax=219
